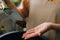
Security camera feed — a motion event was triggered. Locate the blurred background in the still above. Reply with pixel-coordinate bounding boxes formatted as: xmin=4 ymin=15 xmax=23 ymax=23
xmin=0 ymin=0 xmax=26 ymax=35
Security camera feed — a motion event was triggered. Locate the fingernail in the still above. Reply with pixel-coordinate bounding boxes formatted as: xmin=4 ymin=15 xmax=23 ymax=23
xmin=22 ymin=36 xmax=23 ymax=38
xmin=25 ymin=38 xmax=27 ymax=40
xmin=22 ymin=35 xmax=25 ymax=38
xmin=38 ymin=33 xmax=41 ymax=36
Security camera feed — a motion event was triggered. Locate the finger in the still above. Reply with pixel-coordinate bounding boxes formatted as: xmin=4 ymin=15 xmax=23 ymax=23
xmin=24 ymin=32 xmax=41 ymax=39
xmin=22 ymin=30 xmax=35 ymax=38
xmin=22 ymin=29 xmax=35 ymax=38
xmin=22 ymin=33 xmax=26 ymax=38
xmin=26 ymin=29 xmax=35 ymax=33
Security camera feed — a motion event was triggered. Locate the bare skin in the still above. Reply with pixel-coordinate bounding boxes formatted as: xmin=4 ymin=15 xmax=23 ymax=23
xmin=0 ymin=0 xmax=3 ymax=10
xmin=0 ymin=4 xmax=2 ymax=10
xmin=22 ymin=22 xmax=60 ymax=40
xmin=4 ymin=0 xmax=60 ymax=40
xmin=4 ymin=0 xmax=29 ymax=18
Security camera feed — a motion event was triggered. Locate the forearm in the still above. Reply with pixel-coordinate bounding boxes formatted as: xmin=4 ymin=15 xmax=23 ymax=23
xmin=52 ymin=23 xmax=60 ymax=30
xmin=4 ymin=0 xmax=25 ymax=18
xmin=17 ymin=0 xmax=29 ymax=18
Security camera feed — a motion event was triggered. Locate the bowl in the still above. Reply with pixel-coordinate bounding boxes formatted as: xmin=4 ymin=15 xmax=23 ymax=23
xmin=0 ymin=31 xmax=47 ymax=40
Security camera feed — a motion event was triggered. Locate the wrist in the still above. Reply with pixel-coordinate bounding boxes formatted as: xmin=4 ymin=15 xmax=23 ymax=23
xmin=50 ymin=23 xmax=56 ymax=30
xmin=45 ymin=22 xmax=55 ymax=30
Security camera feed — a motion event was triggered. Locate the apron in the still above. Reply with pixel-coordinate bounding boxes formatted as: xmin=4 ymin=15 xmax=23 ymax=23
xmin=26 ymin=0 xmax=60 ymax=40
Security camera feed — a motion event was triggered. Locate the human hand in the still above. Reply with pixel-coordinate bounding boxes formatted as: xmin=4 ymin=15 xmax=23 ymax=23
xmin=22 ymin=22 xmax=53 ymax=40
xmin=0 ymin=0 xmax=3 ymax=10
xmin=0 ymin=4 xmax=2 ymax=10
